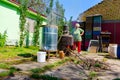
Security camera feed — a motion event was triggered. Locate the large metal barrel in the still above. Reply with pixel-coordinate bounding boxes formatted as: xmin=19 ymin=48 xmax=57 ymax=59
xmin=42 ymin=27 xmax=58 ymax=51
xmin=58 ymin=34 xmax=73 ymax=51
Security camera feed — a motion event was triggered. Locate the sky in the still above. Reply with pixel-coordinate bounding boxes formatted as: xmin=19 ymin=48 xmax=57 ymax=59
xmin=57 ymin=0 xmax=103 ymax=21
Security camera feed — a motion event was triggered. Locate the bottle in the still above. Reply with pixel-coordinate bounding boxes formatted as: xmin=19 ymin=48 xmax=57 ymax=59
xmin=59 ymin=51 xmax=65 ymax=59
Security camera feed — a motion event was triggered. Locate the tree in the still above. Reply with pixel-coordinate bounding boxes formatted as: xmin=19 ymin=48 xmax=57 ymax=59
xmin=55 ymin=0 xmax=65 ymax=37
xmin=0 ymin=30 xmax=7 ymax=47
xmin=68 ymin=16 xmax=73 ymax=34
xmin=19 ymin=0 xmax=47 ymax=47
xmin=18 ymin=0 xmax=66 ymax=47
xmin=19 ymin=0 xmax=28 ymax=47
xmin=33 ymin=14 xmax=44 ymax=46
xmin=46 ymin=0 xmax=54 ymax=25
xmin=29 ymin=0 xmax=47 ymax=46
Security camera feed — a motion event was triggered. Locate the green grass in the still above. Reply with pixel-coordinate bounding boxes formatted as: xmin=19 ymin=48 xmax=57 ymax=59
xmin=0 ymin=71 xmax=9 ymax=77
xmin=88 ymin=71 xmax=98 ymax=78
xmin=0 ymin=63 xmax=10 ymax=69
xmin=0 ymin=46 xmax=39 ymax=77
xmin=0 ymin=46 xmax=38 ymax=62
xmin=94 ymin=63 xmax=102 ymax=68
xmin=0 ymin=67 xmax=21 ymax=77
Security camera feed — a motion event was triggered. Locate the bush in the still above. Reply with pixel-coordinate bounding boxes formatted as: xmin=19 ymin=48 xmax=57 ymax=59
xmin=0 ymin=31 xmax=7 ymax=47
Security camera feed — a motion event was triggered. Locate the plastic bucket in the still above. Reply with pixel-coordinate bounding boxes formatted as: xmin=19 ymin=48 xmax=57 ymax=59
xmin=108 ymin=44 xmax=120 ymax=59
xmin=37 ymin=52 xmax=46 ymax=62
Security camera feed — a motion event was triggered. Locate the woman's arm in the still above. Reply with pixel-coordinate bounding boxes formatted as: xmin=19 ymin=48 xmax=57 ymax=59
xmin=79 ymin=28 xmax=84 ymax=36
xmin=80 ymin=31 xmax=84 ymax=36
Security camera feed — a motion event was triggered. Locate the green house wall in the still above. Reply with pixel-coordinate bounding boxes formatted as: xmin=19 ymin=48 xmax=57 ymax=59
xmin=0 ymin=0 xmax=46 ymax=46
xmin=0 ymin=1 xmax=20 ymax=42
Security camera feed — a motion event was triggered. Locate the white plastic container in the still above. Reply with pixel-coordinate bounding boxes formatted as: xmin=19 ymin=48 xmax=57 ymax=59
xmin=37 ymin=51 xmax=46 ymax=62
xmin=108 ymin=44 xmax=118 ymax=58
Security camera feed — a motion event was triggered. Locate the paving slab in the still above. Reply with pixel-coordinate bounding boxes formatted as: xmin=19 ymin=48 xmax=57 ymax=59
xmin=12 ymin=57 xmax=61 ymax=71
xmin=0 ymin=69 xmax=8 ymax=73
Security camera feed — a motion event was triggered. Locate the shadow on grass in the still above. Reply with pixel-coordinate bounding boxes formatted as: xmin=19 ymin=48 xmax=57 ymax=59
xmin=98 ymin=53 xmax=118 ymax=60
xmin=31 ymin=55 xmax=37 ymax=61
xmin=113 ymin=78 xmax=120 ymax=80
xmin=17 ymin=53 xmax=37 ymax=61
xmin=104 ymin=55 xmax=120 ymax=60
xmin=17 ymin=53 xmax=34 ymax=58
xmin=30 ymin=74 xmax=61 ymax=80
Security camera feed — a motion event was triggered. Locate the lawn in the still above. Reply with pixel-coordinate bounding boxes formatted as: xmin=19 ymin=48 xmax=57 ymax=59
xmin=0 ymin=46 xmax=39 ymax=62
xmin=0 ymin=46 xmax=71 ymax=79
xmin=1 ymin=46 xmax=120 ymax=80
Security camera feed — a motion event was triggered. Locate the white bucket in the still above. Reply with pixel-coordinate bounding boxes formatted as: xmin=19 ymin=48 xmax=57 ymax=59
xmin=108 ymin=44 xmax=118 ymax=58
xmin=37 ymin=51 xmax=46 ymax=62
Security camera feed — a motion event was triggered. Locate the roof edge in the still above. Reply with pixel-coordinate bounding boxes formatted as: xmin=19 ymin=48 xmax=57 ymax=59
xmin=0 ymin=0 xmax=46 ymax=20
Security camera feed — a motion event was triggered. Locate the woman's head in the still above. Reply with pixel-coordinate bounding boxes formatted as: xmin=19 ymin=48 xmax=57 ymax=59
xmin=75 ymin=23 xmax=80 ymax=28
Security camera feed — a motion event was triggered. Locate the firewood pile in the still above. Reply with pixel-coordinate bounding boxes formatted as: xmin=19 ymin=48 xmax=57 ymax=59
xmin=66 ymin=48 xmax=110 ymax=72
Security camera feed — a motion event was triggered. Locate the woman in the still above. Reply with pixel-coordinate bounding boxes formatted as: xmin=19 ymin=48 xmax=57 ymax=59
xmin=72 ymin=23 xmax=84 ymax=53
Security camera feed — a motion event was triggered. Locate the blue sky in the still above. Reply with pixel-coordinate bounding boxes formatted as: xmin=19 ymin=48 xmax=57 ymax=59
xmin=57 ymin=0 xmax=103 ymax=21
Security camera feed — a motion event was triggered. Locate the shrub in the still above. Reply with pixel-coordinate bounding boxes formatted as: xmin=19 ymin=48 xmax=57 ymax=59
xmin=0 ymin=31 xmax=7 ymax=47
